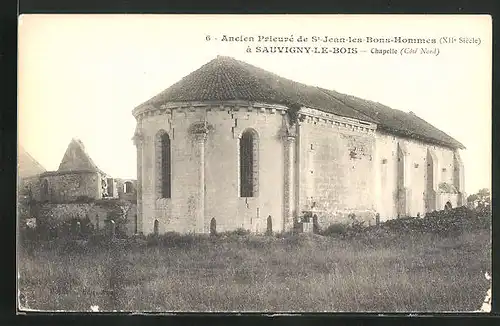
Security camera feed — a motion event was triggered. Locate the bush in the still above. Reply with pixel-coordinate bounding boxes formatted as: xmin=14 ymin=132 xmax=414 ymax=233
xmin=73 ymin=196 xmax=95 ymax=203
xmin=216 ymin=228 xmax=252 ymax=239
xmin=319 ymin=206 xmax=489 ymax=240
xmin=232 ymin=228 xmax=251 ymax=236
xmin=321 ymin=223 xmax=349 ymax=237
xmin=274 ymin=230 xmax=295 ymax=239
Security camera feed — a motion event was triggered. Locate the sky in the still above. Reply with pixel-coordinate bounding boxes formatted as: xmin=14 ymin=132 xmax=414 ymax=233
xmin=18 ymin=15 xmax=491 ymax=194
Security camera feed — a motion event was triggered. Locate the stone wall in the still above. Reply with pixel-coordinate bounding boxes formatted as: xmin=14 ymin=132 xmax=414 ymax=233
xmin=297 ymin=109 xmax=378 ymax=227
xmin=115 ymin=178 xmax=137 ymax=202
xmin=374 ymin=131 xmax=463 ymax=221
xmin=134 ymin=103 xmax=465 ymax=235
xmin=137 ymin=104 xmax=286 ymax=235
xmin=22 ymin=171 xmax=102 ymax=203
xmin=34 ymin=201 xmax=137 ymax=236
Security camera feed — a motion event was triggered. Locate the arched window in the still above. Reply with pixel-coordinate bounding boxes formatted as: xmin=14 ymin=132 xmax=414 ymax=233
xmin=266 ymin=215 xmax=273 ymax=235
xmin=124 ymin=181 xmax=134 ymax=194
xmin=239 ymin=129 xmax=259 ymax=197
xmin=156 ymin=131 xmax=171 ymax=199
xmin=153 ymin=219 xmax=159 ymax=235
xmin=445 ymin=201 xmax=452 ymax=211
xmin=210 ymin=218 xmax=217 ymax=236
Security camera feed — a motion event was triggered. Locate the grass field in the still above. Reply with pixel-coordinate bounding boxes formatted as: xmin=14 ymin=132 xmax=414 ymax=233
xmin=18 ymin=220 xmax=490 ymax=312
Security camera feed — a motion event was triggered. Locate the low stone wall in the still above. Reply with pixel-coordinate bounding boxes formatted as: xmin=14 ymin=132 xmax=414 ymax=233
xmin=303 ymin=209 xmax=377 ymax=230
xmin=30 ymin=200 xmax=137 ymax=236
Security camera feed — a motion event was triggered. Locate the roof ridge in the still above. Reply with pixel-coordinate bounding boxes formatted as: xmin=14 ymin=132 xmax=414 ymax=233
xmin=134 ymin=56 xmax=465 ymax=149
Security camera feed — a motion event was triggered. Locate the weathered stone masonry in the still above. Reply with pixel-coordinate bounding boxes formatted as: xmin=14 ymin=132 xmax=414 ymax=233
xmin=19 ymin=139 xmax=139 ymax=236
xmin=295 ymin=108 xmax=378 ymax=227
xmin=132 ymin=56 xmax=466 ymax=235
xmin=134 ymin=102 xmax=287 ymax=235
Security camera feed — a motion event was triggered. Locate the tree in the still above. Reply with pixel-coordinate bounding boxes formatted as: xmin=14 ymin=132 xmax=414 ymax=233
xmin=468 ymin=188 xmax=491 ymax=210
xmin=467 ymin=193 xmax=479 ymax=203
xmin=477 ymin=188 xmax=491 ymax=201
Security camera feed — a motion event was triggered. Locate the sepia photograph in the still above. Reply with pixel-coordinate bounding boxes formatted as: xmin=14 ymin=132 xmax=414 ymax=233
xmin=17 ymin=14 xmax=492 ymax=312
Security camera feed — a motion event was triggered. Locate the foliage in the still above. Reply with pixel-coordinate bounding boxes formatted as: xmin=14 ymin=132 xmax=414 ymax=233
xmin=468 ymin=188 xmax=490 ymax=202
xmin=19 ymin=200 xmax=133 ymax=242
xmin=95 ymin=199 xmax=132 ymax=238
xmin=468 ymin=188 xmax=491 ymax=208
xmin=72 ymin=196 xmax=95 ymax=203
xmin=477 ymin=188 xmax=491 ymax=198
xmin=317 ymin=206 xmax=490 ymax=240
xmin=18 ymin=224 xmax=490 ymax=312
xmin=321 ymin=223 xmax=349 ymax=237
xmin=222 ymin=228 xmax=251 ymax=236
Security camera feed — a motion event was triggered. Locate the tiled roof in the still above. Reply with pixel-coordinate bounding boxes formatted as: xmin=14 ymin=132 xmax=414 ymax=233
xmin=321 ymin=90 xmax=465 ymax=149
xmin=137 ymin=56 xmax=465 ymax=149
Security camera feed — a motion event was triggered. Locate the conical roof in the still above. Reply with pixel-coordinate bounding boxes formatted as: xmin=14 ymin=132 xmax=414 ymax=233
xmin=136 ymin=56 xmax=464 ymax=149
xmin=18 ymin=146 xmax=46 ymax=178
xmin=57 ymin=138 xmax=104 ymax=174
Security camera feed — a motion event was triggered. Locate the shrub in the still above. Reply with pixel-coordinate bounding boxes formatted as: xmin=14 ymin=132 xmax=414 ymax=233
xmin=317 ymin=206 xmax=489 ymax=240
xmin=274 ymin=230 xmax=295 ymax=239
xmin=350 ymin=219 xmax=366 ymax=232
xmin=321 ymin=223 xmax=349 ymax=237
xmin=232 ymin=228 xmax=251 ymax=236
xmin=216 ymin=228 xmax=252 ymax=239
xmin=73 ymin=196 xmax=95 ymax=203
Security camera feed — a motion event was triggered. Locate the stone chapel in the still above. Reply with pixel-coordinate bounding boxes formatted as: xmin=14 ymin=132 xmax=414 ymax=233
xmin=132 ymin=56 xmax=465 ymax=235
xmin=20 ymin=139 xmax=137 ymax=203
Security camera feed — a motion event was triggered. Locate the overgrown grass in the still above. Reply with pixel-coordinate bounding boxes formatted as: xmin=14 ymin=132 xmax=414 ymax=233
xmin=18 ymin=220 xmax=490 ymax=312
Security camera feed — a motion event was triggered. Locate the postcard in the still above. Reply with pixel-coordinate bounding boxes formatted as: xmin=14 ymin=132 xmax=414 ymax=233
xmin=17 ymin=14 xmax=492 ymax=313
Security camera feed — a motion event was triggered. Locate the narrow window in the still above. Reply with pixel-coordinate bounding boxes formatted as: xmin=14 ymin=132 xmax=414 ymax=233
xmin=266 ymin=215 xmax=273 ymax=235
xmin=124 ymin=181 xmax=134 ymax=194
xmin=210 ymin=218 xmax=217 ymax=236
xmin=445 ymin=201 xmax=452 ymax=211
xmin=240 ymin=129 xmax=258 ymax=197
xmin=154 ymin=219 xmax=159 ymax=235
xmin=156 ymin=131 xmax=172 ymax=199
xmin=106 ymin=178 xmax=114 ymax=197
